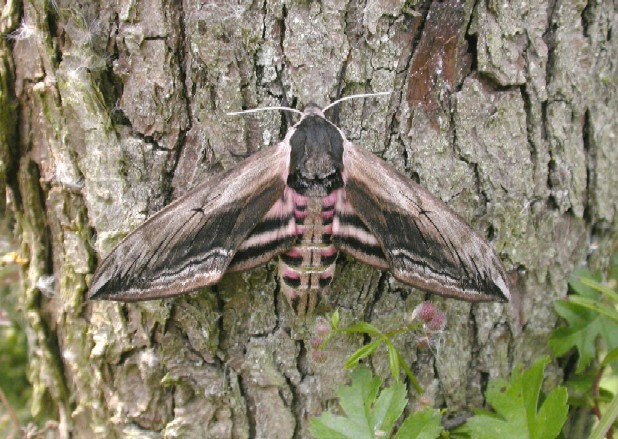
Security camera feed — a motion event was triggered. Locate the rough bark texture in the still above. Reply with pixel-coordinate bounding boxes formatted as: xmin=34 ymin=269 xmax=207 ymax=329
xmin=1 ymin=0 xmax=617 ymax=437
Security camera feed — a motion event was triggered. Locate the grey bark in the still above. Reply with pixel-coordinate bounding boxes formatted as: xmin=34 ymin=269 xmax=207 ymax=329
xmin=1 ymin=0 xmax=617 ymax=438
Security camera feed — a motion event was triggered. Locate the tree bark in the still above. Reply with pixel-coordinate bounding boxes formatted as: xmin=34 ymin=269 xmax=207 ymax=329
xmin=2 ymin=0 xmax=617 ymax=438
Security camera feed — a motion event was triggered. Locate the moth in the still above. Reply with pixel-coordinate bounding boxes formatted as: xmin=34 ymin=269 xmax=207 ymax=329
xmin=89 ymin=96 xmax=510 ymax=315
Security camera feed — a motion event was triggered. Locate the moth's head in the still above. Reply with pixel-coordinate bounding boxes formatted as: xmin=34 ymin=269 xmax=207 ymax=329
xmin=287 ymin=111 xmax=344 ymax=196
xmin=302 ymin=103 xmax=325 ymax=117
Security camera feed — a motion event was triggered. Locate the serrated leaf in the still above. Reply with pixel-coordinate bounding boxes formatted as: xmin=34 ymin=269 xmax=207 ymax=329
xmin=372 ymin=380 xmax=407 ymax=435
xmin=338 ymin=367 xmax=381 ymax=423
xmin=550 ymin=297 xmax=618 ymax=373
xmin=308 ymin=414 xmax=352 ymax=439
xmin=394 ymin=408 xmax=443 ymax=439
xmin=568 ymin=295 xmax=618 ymax=323
xmin=549 ymin=302 xmax=596 ymax=371
xmin=534 ymin=385 xmax=568 ymax=439
xmin=309 ymin=366 xmax=408 ymax=439
xmin=568 ymin=267 xmax=601 ymax=298
xmin=456 ymin=357 xmax=568 ymax=439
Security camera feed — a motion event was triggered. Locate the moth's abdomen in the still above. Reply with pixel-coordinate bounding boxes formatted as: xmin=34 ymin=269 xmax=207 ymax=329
xmin=278 ymin=191 xmax=339 ymax=315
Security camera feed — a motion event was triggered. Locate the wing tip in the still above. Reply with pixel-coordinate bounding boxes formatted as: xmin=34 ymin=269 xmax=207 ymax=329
xmin=87 ymin=270 xmax=110 ymax=301
xmin=86 ymin=289 xmax=104 ymax=301
xmin=86 ymin=279 xmax=126 ymax=301
xmin=492 ymin=275 xmax=511 ymax=303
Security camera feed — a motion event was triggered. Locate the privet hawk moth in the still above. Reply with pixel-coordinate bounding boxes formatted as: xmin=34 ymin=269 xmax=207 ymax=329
xmin=89 ymin=99 xmax=510 ymax=315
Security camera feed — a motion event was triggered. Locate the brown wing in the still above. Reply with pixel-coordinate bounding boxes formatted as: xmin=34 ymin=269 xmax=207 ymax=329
xmin=332 ymin=188 xmax=390 ymax=270
xmin=341 ymin=141 xmax=510 ymax=302
xmin=89 ymin=142 xmax=293 ymax=301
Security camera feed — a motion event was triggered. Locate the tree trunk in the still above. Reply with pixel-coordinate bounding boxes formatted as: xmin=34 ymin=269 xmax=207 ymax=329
xmin=2 ymin=0 xmax=616 ymax=437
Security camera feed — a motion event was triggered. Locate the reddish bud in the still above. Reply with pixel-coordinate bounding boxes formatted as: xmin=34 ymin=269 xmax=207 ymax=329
xmin=314 ymin=316 xmax=331 ymax=337
xmin=310 ymin=336 xmax=323 ymax=350
xmin=311 ymin=350 xmax=328 ymax=364
xmin=426 ymin=312 xmax=446 ymax=331
xmin=413 ymin=302 xmax=437 ymax=322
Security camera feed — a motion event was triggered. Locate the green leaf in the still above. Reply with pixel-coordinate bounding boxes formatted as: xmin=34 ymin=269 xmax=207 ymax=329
xmin=456 ymin=357 xmax=568 ymax=439
xmin=341 ymin=322 xmax=383 ymax=337
xmin=567 ymin=295 xmax=618 ymax=324
xmin=331 ymin=309 xmax=340 ymax=329
xmin=309 ymin=366 xmax=407 ymax=439
xmin=602 ymin=346 xmax=618 ymax=368
xmin=371 ymin=380 xmax=407 ymax=436
xmin=560 ymin=369 xmax=596 ymax=408
xmin=309 ymin=413 xmax=360 ymax=439
xmin=568 ymin=267 xmax=601 ymax=298
xmin=344 ymin=340 xmax=382 ymax=369
xmin=550 ymin=291 xmax=618 ymax=373
xmin=385 ymin=339 xmax=400 ymax=382
xmin=559 ymin=259 xmax=618 ymax=373
xmin=579 ymin=277 xmax=618 ymax=303
xmin=394 ymin=408 xmax=443 ymax=439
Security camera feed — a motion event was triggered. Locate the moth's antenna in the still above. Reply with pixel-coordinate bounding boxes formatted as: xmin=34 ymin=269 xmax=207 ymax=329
xmin=227 ymin=107 xmax=304 ymax=117
xmin=322 ymin=91 xmax=391 ymax=113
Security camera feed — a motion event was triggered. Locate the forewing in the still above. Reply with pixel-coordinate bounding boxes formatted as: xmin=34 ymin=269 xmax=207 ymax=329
xmin=341 ymin=141 xmax=510 ymax=302
xmin=89 ymin=142 xmax=291 ymax=301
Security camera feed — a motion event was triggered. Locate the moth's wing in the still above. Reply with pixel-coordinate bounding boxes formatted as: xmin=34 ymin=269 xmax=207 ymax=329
xmin=226 ymin=186 xmax=296 ymax=273
xmin=339 ymin=141 xmax=510 ymax=302
xmin=331 ymin=189 xmax=390 ymax=270
xmin=88 ymin=142 xmax=294 ymax=301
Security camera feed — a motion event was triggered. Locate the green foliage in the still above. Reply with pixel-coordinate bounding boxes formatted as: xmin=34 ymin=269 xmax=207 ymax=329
xmin=549 ymin=253 xmax=618 ymax=439
xmin=394 ymin=409 xmax=444 ymax=439
xmin=454 ymin=356 xmax=568 ymax=439
xmin=0 ymin=323 xmax=30 ymax=408
xmin=0 ymin=259 xmax=30 ymax=408
xmin=335 ymin=319 xmax=423 ymax=393
xmin=318 ymin=309 xmax=429 ymax=393
xmin=310 ymin=359 xmax=569 ymax=439
xmin=0 ymin=255 xmax=31 ymax=436
xmin=309 ymin=366 xmax=442 ymax=439
xmin=549 ymin=267 xmax=618 ymax=374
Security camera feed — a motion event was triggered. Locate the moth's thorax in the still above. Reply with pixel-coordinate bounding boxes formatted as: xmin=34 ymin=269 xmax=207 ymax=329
xmin=287 ymin=114 xmax=344 ymax=196
xmin=278 ymin=190 xmax=339 ymax=315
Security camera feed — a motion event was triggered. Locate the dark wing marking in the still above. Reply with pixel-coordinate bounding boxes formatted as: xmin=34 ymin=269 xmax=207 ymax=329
xmin=88 ymin=142 xmax=291 ymax=301
xmin=332 ymin=188 xmax=389 ymax=269
xmin=341 ymin=141 xmax=510 ymax=302
xmin=227 ymin=188 xmax=297 ymax=272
